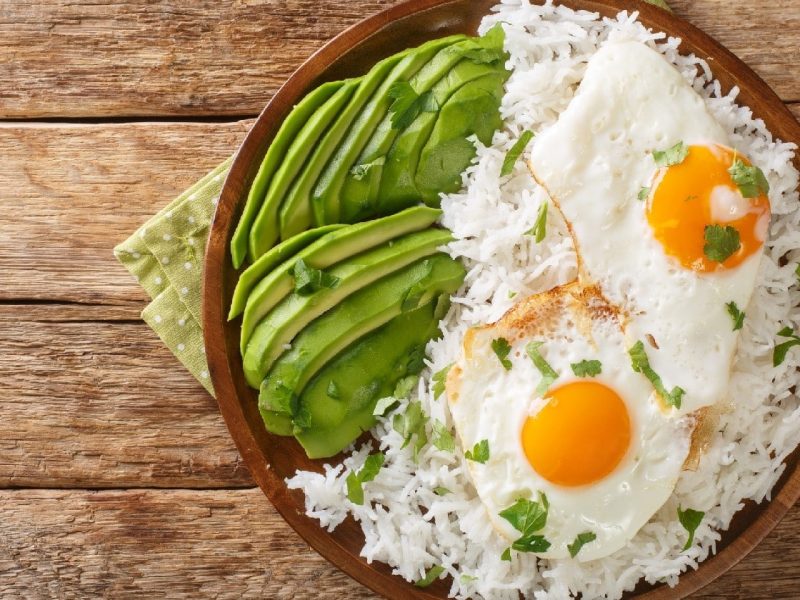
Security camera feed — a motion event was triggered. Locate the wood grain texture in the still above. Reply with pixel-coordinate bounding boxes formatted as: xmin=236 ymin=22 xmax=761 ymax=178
xmin=0 ymin=304 xmax=251 ymax=488
xmin=0 ymin=488 xmax=797 ymax=599
xmin=0 ymin=121 xmax=250 ymax=304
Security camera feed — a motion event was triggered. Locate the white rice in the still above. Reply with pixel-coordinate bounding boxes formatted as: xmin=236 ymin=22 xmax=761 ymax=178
xmin=287 ymin=2 xmax=800 ymax=598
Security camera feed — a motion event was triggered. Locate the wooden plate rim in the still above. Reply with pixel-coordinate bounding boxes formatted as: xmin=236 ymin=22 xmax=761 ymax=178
xmin=203 ymin=1 xmax=800 ymax=598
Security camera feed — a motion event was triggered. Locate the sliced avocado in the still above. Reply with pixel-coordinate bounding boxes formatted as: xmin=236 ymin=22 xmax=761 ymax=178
xmin=311 ymin=34 xmax=465 ymax=225
xmin=293 ymin=299 xmax=446 ymax=458
xmin=276 ymin=50 xmax=413 ymax=241
xmin=229 ymin=224 xmax=344 ymax=320
xmin=259 ymin=409 xmax=294 ymax=436
xmin=239 ymin=206 xmax=441 ymax=353
xmin=229 ymin=80 xmax=343 ymax=269
xmin=241 ymin=228 xmax=451 ymax=386
xmin=256 ymin=254 xmax=465 ymax=412
xmin=246 ymin=79 xmax=359 ymax=262
xmin=416 ymin=71 xmax=508 ymax=205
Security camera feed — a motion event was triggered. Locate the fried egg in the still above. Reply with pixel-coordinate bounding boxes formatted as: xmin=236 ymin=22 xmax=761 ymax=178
xmin=447 ymin=283 xmax=693 ymax=561
xmin=528 ymin=40 xmax=770 ymax=416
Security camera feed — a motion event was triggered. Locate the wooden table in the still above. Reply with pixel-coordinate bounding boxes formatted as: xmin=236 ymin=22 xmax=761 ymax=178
xmin=1 ymin=1 xmax=798 ymax=597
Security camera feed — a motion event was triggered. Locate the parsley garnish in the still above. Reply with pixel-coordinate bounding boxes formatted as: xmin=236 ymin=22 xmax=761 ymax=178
xmin=526 ymin=201 xmax=548 ymax=243
xmin=491 ymin=337 xmax=513 ymax=370
xmin=526 ymin=341 xmax=558 ymax=396
xmin=460 ymin=574 xmax=478 ymax=584
xmin=350 ymin=156 xmax=385 ymax=181
xmin=392 ymin=401 xmax=428 ymax=461
xmin=456 ymin=22 xmax=507 ymax=66
xmin=372 ymin=396 xmax=397 ymax=416
xmin=570 ymin=359 xmax=602 ymax=378
xmin=653 ymin=141 xmax=688 ymax=167
xmin=500 ymin=547 xmax=512 ymax=561
xmin=498 ymin=493 xmax=551 ymax=557
xmin=629 ymin=340 xmax=685 ymax=409
xmin=567 ymin=531 xmax=597 ymax=558
xmin=773 ymin=326 xmax=800 ymax=366
xmin=414 ymin=565 xmax=445 ymax=588
xmin=501 ymin=130 xmax=535 ymax=177
xmin=728 ymin=158 xmax=769 ymax=198
xmin=725 ymin=301 xmax=745 ymax=331
xmin=677 ymin=506 xmax=705 ymax=550
xmin=326 ymin=380 xmax=340 ymax=399
xmin=345 ymin=452 xmax=385 ymax=505
xmin=795 ymin=263 xmax=800 ymax=284
xmin=431 ymin=420 xmax=455 ymax=452
xmin=703 ymin=224 xmax=741 ymax=263
xmin=464 ymin=439 xmax=490 ymax=463
xmin=433 ymin=486 xmax=451 ymax=496
xmin=292 ymin=259 xmax=340 ymax=295
xmin=637 ymin=186 xmax=650 ymax=201
xmin=393 ymin=374 xmax=419 ymax=399
xmin=432 ymin=363 xmax=453 ymax=399
xmin=387 ymin=81 xmax=437 ymax=130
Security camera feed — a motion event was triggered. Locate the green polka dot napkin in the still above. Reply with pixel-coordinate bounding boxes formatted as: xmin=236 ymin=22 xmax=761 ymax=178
xmin=113 ymin=1 xmax=668 ymax=397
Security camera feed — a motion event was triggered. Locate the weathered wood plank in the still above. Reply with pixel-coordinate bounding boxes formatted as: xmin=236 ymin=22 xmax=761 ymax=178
xmin=0 ymin=305 xmax=251 ymax=488
xmin=0 ymin=121 xmax=251 ymax=304
xmin=0 ymin=0 xmax=797 ymax=120
xmin=0 ymin=488 xmax=796 ymax=598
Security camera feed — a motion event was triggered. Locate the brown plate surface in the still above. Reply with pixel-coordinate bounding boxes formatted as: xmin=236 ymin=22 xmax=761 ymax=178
xmin=202 ymin=1 xmax=800 ymax=598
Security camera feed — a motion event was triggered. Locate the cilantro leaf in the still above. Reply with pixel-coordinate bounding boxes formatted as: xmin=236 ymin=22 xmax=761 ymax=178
xmin=350 ymin=156 xmax=385 ymax=181
xmin=432 ymin=363 xmax=453 ymax=399
xmin=725 ymin=301 xmax=745 ymax=331
xmin=458 ymin=22 xmax=508 ymax=65
xmin=795 ymin=263 xmax=800 ymax=284
xmin=677 ymin=506 xmax=705 ymax=551
xmin=501 ymin=130 xmax=535 ymax=177
xmin=387 ymin=81 xmax=436 ymax=130
xmin=526 ymin=200 xmax=548 ymax=243
xmin=500 ymin=547 xmax=512 ymax=561
xmin=431 ymin=420 xmax=455 ymax=452
xmin=567 ymin=531 xmax=597 ymax=558
xmin=526 ymin=341 xmax=558 ymax=396
xmin=326 ymin=380 xmax=340 ymax=399
xmin=393 ymin=374 xmax=419 ymax=399
xmin=292 ymin=259 xmax=340 ymax=295
xmin=393 ymin=401 xmax=428 ymax=451
xmin=629 ymin=340 xmax=685 ymax=409
xmin=653 ymin=141 xmax=688 ymax=167
xmin=414 ymin=565 xmax=445 ymax=588
xmin=491 ymin=337 xmax=513 ymax=370
xmin=345 ymin=452 xmax=385 ymax=505
xmin=345 ymin=471 xmax=363 ymax=505
xmin=460 ymin=574 xmax=477 ymax=584
xmin=464 ymin=439 xmax=490 ymax=463
xmin=773 ymin=326 xmax=800 ymax=366
xmin=728 ymin=158 xmax=770 ymax=198
xmin=512 ymin=534 xmax=551 ymax=553
xmin=373 ymin=396 xmax=397 ymax=417
xmin=498 ymin=494 xmax=548 ymax=535
xmin=637 ymin=186 xmax=650 ymax=201
xmin=703 ymin=224 xmax=741 ymax=263
xmin=570 ymin=359 xmax=602 ymax=377
xmin=433 ymin=486 xmax=451 ymax=496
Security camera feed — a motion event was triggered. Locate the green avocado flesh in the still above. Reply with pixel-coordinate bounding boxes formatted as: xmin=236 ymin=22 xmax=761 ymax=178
xmin=239 ymin=206 xmax=441 ymax=353
xmin=257 ymin=253 xmax=465 ymax=416
xmin=241 ymin=227 xmax=452 ymax=388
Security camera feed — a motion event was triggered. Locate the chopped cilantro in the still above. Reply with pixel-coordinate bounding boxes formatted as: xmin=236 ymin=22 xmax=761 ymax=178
xmin=292 ymin=259 xmax=339 ymax=295
xmin=431 ymin=420 xmax=455 ymax=452
xmin=414 ymin=565 xmax=445 ymax=588
xmin=491 ymin=337 xmax=513 ymax=370
xmin=500 ymin=547 xmax=512 ymax=562
xmin=432 ymin=363 xmax=453 ymax=399
xmin=725 ymin=301 xmax=745 ymax=331
xmin=703 ymin=224 xmax=741 ymax=263
xmin=513 ymin=534 xmax=551 ymax=553
xmin=393 ymin=374 xmax=419 ymax=399
xmin=501 ymin=130 xmax=535 ymax=177
xmin=773 ymin=326 xmax=800 ymax=367
xmin=526 ymin=200 xmax=548 ymax=243
xmin=629 ymin=340 xmax=685 ymax=409
xmin=464 ymin=439 xmax=490 ymax=463
xmin=455 ymin=22 xmax=508 ymax=66
xmin=387 ymin=81 xmax=436 ymax=130
xmin=498 ymin=493 xmax=551 ymax=555
xmin=508 ymin=290 xmax=517 ymax=299
xmin=637 ymin=186 xmax=650 ymax=201
xmin=570 ymin=359 xmax=602 ymax=378
xmin=526 ymin=341 xmax=558 ymax=396
xmin=372 ymin=396 xmax=397 ymax=417
xmin=795 ymin=263 xmax=800 ymax=284
xmin=567 ymin=531 xmax=597 ymax=558
xmin=349 ymin=156 xmax=385 ymax=181
xmin=433 ymin=486 xmax=452 ymax=496
xmin=677 ymin=506 xmax=705 ymax=550
xmin=653 ymin=141 xmax=688 ymax=167
xmin=326 ymin=380 xmax=340 ymax=399
xmin=345 ymin=452 xmax=385 ymax=505
xmin=728 ymin=158 xmax=770 ymax=198
xmin=460 ymin=574 xmax=478 ymax=584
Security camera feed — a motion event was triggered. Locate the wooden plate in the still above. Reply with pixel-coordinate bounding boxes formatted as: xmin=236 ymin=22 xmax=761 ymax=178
xmin=203 ymin=1 xmax=800 ymax=598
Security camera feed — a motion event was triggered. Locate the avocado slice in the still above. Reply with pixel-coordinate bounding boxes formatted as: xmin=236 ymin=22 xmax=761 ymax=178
xmin=246 ymin=79 xmax=360 ymax=262
xmin=241 ymin=227 xmax=451 ymax=387
xmin=311 ymin=34 xmax=465 ymax=225
xmin=229 ymin=80 xmax=344 ymax=269
xmin=293 ymin=297 xmax=448 ymax=457
xmin=229 ymin=224 xmax=344 ymax=320
xmin=256 ymin=254 xmax=465 ymax=414
xmin=416 ymin=71 xmax=508 ymax=205
xmin=239 ymin=206 xmax=441 ymax=353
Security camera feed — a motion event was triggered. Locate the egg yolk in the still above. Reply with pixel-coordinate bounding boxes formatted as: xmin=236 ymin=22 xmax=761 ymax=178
xmin=646 ymin=144 xmax=770 ymax=273
xmin=521 ymin=381 xmax=631 ymax=487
